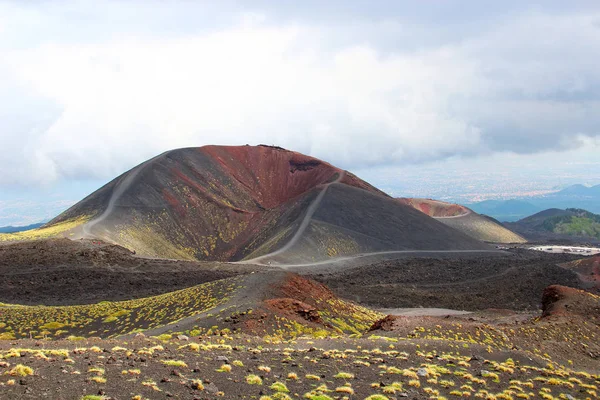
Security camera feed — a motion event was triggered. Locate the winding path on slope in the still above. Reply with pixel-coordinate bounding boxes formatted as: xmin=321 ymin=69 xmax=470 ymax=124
xmin=241 ymin=171 xmax=346 ymax=264
xmin=274 ymin=249 xmax=507 ymax=269
xmin=82 ymin=151 xmax=169 ymax=238
xmin=434 ymin=209 xmax=472 ymax=219
xmin=240 ymin=171 xmax=504 ymax=268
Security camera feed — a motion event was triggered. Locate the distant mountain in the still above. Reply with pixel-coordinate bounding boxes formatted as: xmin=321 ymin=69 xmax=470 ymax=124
xmin=557 ymin=184 xmax=600 ymax=196
xmin=397 ymin=198 xmax=526 ymax=243
xmin=468 ymin=184 xmax=600 ymax=222
xmin=505 ymin=208 xmax=600 ymax=244
xmin=0 ymin=223 xmax=45 ymax=234
xmin=3 ymin=145 xmax=488 ymax=263
xmin=468 ymin=200 xmax=541 ymax=222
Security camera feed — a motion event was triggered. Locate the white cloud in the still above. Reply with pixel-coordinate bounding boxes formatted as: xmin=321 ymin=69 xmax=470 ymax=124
xmin=0 ymin=2 xmax=599 ymax=186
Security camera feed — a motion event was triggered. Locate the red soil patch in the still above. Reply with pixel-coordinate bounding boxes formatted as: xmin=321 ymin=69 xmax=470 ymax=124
xmin=274 ymin=273 xmax=336 ymax=306
xmin=202 ymin=145 xmax=373 ymax=209
xmin=397 ymin=198 xmax=469 ymax=217
xmin=162 ymin=188 xmax=186 ymax=218
xmin=227 ymin=274 xmax=351 ymax=335
xmin=368 ymin=315 xmax=403 ymax=331
xmin=264 ymin=298 xmax=325 ymax=325
xmin=542 ymin=285 xmax=600 ymax=320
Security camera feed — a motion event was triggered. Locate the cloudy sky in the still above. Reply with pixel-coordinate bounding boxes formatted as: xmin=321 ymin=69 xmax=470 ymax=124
xmin=2 ymin=1 xmax=600 ymax=225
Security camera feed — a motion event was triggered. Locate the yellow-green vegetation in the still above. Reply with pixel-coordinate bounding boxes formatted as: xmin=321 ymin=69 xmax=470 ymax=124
xmin=116 ymin=219 xmax=197 ymax=261
xmin=7 ymin=364 xmax=34 ymax=376
xmin=259 ymin=295 xmax=383 ymax=340
xmin=439 ymin=212 xmax=527 ymax=243
xmin=1 ymin=337 xmax=599 ymax=399
xmin=160 ymin=360 xmax=187 ymax=368
xmin=270 ymin=381 xmax=289 ymax=392
xmin=217 ymin=363 xmax=232 ymax=372
xmin=246 ymin=374 xmax=263 ymax=385
xmin=333 ymin=371 xmax=354 ymax=379
xmin=0 ymin=277 xmax=242 ymax=339
xmin=0 ymin=216 xmax=89 ymax=242
xmin=320 ymin=298 xmax=383 ymax=335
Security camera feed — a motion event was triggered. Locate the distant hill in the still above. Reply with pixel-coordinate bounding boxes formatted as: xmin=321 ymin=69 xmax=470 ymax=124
xmin=0 ymin=222 xmax=44 ymax=233
xmin=2 ymin=145 xmax=489 ymax=263
xmin=397 ymin=198 xmax=526 ymax=243
xmin=557 ymin=184 xmax=600 ymax=196
xmin=505 ymin=208 xmax=600 ymax=244
xmin=468 ymin=184 xmax=600 ymax=222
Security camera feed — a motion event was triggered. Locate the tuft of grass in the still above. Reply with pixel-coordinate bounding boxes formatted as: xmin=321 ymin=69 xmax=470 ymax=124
xmin=335 ymin=386 xmax=355 ymax=394
xmin=270 ymin=382 xmax=290 ymax=392
xmin=191 ymin=379 xmax=204 ymax=390
xmin=8 ymin=364 xmax=34 ymax=376
xmin=161 ymin=360 xmax=188 ymax=368
xmin=246 ymin=374 xmax=263 ymax=385
xmin=217 ymin=364 xmax=232 ymax=372
xmin=333 ymin=371 xmax=354 ymax=380
xmin=408 ymin=379 xmax=421 ymax=388
xmin=287 ymin=372 xmax=298 ymax=380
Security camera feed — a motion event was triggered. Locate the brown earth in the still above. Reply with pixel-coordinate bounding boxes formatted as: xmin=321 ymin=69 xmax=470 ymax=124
xmin=308 ymin=249 xmax=583 ymax=311
xmin=541 ymin=284 xmax=600 ymax=320
xmin=1 ymin=239 xmax=600 ymax=398
xmin=0 ymin=238 xmax=264 ymax=306
xmin=560 ymin=255 xmax=600 ymax=293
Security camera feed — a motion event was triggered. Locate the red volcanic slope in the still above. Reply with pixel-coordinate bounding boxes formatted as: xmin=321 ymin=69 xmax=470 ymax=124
xmin=396 ymin=198 xmax=469 ymax=217
xmin=200 ymin=145 xmax=384 ymax=209
xmin=50 ymin=145 xmax=390 ymax=261
xmin=542 ymin=285 xmax=600 ymax=320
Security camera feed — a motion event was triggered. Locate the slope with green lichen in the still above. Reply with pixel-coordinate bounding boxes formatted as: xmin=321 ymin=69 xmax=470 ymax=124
xmin=0 ymin=276 xmax=243 ymax=340
xmin=0 ymin=216 xmax=89 ymax=242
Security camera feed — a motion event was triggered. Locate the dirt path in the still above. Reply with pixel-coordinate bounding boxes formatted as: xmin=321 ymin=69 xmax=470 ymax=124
xmin=275 ymin=249 xmax=507 ymax=271
xmin=434 ymin=209 xmax=472 ymax=219
xmin=82 ymin=151 xmax=170 ymax=238
xmin=376 ymin=307 xmax=473 ymax=316
xmin=241 ymin=171 xmax=346 ymax=264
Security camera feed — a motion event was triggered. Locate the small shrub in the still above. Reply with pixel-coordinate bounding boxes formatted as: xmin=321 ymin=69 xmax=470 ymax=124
xmin=246 ymin=374 xmax=263 ymax=385
xmin=161 ymin=360 xmax=187 ymax=368
xmin=8 ymin=364 xmax=34 ymax=376
xmin=270 ymin=381 xmax=290 ymax=392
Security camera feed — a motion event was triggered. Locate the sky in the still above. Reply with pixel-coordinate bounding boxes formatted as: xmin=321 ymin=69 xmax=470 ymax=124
xmin=1 ymin=1 xmax=600 ymax=226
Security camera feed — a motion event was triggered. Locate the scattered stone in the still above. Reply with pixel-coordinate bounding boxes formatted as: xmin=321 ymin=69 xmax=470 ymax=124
xmin=177 ymin=335 xmax=189 ymax=341
xmin=204 ymin=382 xmax=220 ymax=394
xmin=417 ymin=368 xmax=428 ymax=377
